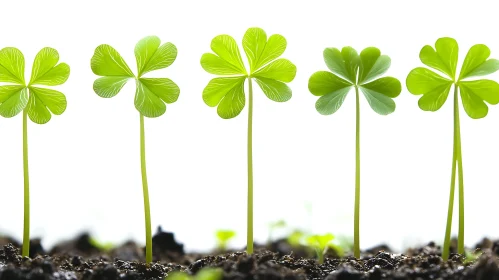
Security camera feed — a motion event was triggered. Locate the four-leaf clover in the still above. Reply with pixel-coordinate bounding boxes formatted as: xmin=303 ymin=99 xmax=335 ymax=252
xmin=407 ymin=37 xmax=499 ymax=118
xmin=91 ymin=36 xmax=180 ymax=118
xmin=0 ymin=47 xmax=70 ymax=123
xmin=308 ymin=47 xmax=401 ymax=115
xmin=201 ymin=27 xmax=297 ymax=118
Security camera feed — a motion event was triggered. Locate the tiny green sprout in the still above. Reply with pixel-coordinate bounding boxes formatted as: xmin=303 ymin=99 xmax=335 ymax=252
xmin=89 ymin=237 xmax=115 ymax=253
xmin=215 ymin=230 xmax=236 ymax=251
xmin=464 ymin=249 xmax=482 ymax=265
xmin=90 ymin=36 xmax=180 ymax=263
xmin=406 ymin=37 xmax=499 ymax=261
xmin=0 ymin=47 xmax=70 ymax=257
xmin=308 ymin=46 xmax=401 ymax=258
xmin=166 ymin=268 xmax=223 ymax=280
xmin=200 ymin=27 xmax=296 ymax=254
xmin=268 ymin=220 xmax=287 ymax=243
xmin=287 ymin=230 xmax=305 ymax=248
xmin=306 ymin=234 xmax=335 ymax=264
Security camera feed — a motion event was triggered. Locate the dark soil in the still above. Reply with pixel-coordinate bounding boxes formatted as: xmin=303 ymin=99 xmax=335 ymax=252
xmin=1 ymin=230 xmax=498 ymax=280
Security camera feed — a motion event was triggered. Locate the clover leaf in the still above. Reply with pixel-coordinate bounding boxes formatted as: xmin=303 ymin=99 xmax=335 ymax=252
xmin=406 ymin=37 xmax=499 ymax=261
xmin=0 ymin=46 xmax=70 ymax=258
xmin=200 ymin=27 xmax=296 ymax=255
xmin=201 ymin=27 xmax=296 ymax=119
xmin=90 ymin=36 xmax=180 ymax=264
xmin=91 ymin=36 xmax=179 ymax=118
xmin=307 ymin=46 xmax=400 ymax=259
xmin=407 ymin=37 xmax=499 ymax=119
xmin=0 ymin=47 xmax=70 ymax=124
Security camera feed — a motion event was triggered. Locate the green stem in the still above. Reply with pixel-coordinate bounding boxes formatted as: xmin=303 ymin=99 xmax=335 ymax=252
xmin=442 ymin=85 xmax=458 ymax=261
xmin=22 ymin=110 xmax=30 ymax=258
xmin=317 ymin=249 xmax=324 ymax=264
xmin=247 ymin=77 xmax=254 ymax=254
xmin=140 ymin=113 xmax=153 ymax=263
xmin=455 ymin=87 xmax=465 ymax=255
xmin=354 ymin=86 xmax=360 ymax=259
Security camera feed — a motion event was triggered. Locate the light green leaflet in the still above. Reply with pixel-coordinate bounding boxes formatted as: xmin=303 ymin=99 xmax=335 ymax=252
xmin=200 ymin=27 xmax=297 ymax=119
xmin=0 ymin=47 xmax=70 ymax=124
xmin=407 ymin=37 xmax=499 ymax=118
xmin=91 ymin=36 xmax=180 ymax=118
xmin=308 ymin=47 xmax=401 ymax=115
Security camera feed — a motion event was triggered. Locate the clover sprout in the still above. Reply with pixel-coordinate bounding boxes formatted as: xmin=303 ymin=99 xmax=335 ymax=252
xmin=406 ymin=37 xmax=499 ymax=260
xmin=200 ymin=27 xmax=296 ymax=254
xmin=306 ymin=234 xmax=335 ymax=264
xmin=215 ymin=230 xmax=236 ymax=251
xmin=308 ymin=46 xmax=401 ymax=258
xmin=0 ymin=47 xmax=70 ymax=257
xmin=90 ymin=36 xmax=180 ymax=263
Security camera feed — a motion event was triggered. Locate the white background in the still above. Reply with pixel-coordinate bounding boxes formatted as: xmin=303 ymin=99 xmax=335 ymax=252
xmin=1 ymin=0 xmax=498 ymax=253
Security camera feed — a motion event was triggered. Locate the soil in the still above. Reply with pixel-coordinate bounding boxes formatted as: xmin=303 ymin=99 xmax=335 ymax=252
xmin=1 ymin=229 xmax=498 ymax=280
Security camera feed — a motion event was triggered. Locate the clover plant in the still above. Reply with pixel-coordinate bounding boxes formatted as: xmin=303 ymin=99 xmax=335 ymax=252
xmin=215 ymin=229 xmax=236 ymax=251
xmin=308 ymin=46 xmax=401 ymax=258
xmin=406 ymin=37 xmax=499 ymax=260
xmin=90 ymin=36 xmax=180 ymax=263
xmin=306 ymin=234 xmax=335 ymax=264
xmin=166 ymin=268 xmax=223 ymax=280
xmin=0 ymin=47 xmax=70 ymax=257
xmin=200 ymin=27 xmax=296 ymax=254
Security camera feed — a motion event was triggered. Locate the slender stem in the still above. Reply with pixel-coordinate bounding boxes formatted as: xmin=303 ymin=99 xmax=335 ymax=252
xmin=247 ymin=77 xmax=254 ymax=254
xmin=442 ymin=85 xmax=459 ymax=261
xmin=22 ymin=110 xmax=30 ymax=258
xmin=353 ymin=86 xmax=360 ymax=259
xmin=455 ymin=87 xmax=465 ymax=255
xmin=317 ymin=249 xmax=324 ymax=264
xmin=140 ymin=113 xmax=153 ymax=263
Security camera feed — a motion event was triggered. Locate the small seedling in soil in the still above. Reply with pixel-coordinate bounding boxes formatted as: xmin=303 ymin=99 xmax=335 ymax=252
xmin=166 ymin=267 xmax=223 ymax=280
xmin=308 ymin=46 xmax=401 ymax=258
xmin=215 ymin=230 xmax=236 ymax=251
xmin=201 ymin=27 xmax=296 ymax=254
xmin=406 ymin=37 xmax=499 ymax=260
xmin=88 ymin=237 xmax=115 ymax=253
xmin=306 ymin=234 xmax=336 ymax=264
xmin=287 ymin=230 xmax=305 ymax=248
xmin=267 ymin=220 xmax=287 ymax=244
xmin=91 ymin=36 xmax=180 ymax=263
xmin=0 ymin=47 xmax=70 ymax=257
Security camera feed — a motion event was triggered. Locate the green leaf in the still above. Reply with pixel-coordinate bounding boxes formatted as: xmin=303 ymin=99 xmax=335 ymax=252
xmin=459 ymin=86 xmax=489 ymax=119
xmin=139 ymin=78 xmax=180 ymax=104
xmin=417 ymin=83 xmax=452 ymax=111
xmin=201 ymin=53 xmax=246 ymax=75
xmin=166 ymin=272 xmax=191 ymax=280
xmin=254 ymin=77 xmax=291 ymax=102
xmin=135 ymin=36 xmax=177 ymax=77
xmin=0 ymin=86 xmax=28 ymax=117
xmin=196 ymin=268 xmax=223 ymax=280
xmin=29 ymin=47 xmax=70 ymax=86
xmin=420 ymin=37 xmax=458 ymax=79
xmin=323 ymin=48 xmax=351 ymax=83
xmin=360 ymin=86 xmax=397 ymax=115
xmin=360 ymin=77 xmax=401 ymax=98
xmin=134 ymin=80 xmax=167 ymax=118
xmin=358 ymin=47 xmax=391 ymax=84
xmin=29 ymin=86 xmax=67 ymax=115
xmin=252 ymin=58 xmax=296 ymax=82
xmin=308 ymin=71 xmax=351 ymax=96
xmin=243 ymin=27 xmax=286 ymax=73
xmin=26 ymin=91 xmax=52 ymax=124
xmin=315 ymin=87 xmax=351 ymax=115
xmin=406 ymin=67 xmax=452 ymax=95
xmin=0 ymin=47 xmax=25 ymax=84
xmin=209 ymin=35 xmax=246 ymax=75
xmin=91 ymin=44 xmax=134 ymax=77
xmin=459 ymin=80 xmax=499 ymax=105
xmin=459 ymin=44 xmax=495 ymax=80
xmin=93 ymin=76 xmax=130 ymax=98
xmin=341 ymin=47 xmax=360 ymax=83
xmin=202 ymin=76 xmax=246 ymax=119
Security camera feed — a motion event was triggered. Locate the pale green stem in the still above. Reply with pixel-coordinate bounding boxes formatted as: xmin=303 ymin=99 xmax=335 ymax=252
xmin=354 ymin=86 xmax=360 ymax=259
xmin=247 ymin=78 xmax=254 ymax=254
xmin=455 ymin=87 xmax=465 ymax=255
xmin=22 ymin=110 xmax=30 ymax=257
xmin=317 ymin=248 xmax=324 ymax=264
xmin=140 ymin=113 xmax=153 ymax=263
xmin=442 ymin=85 xmax=458 ymax=261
